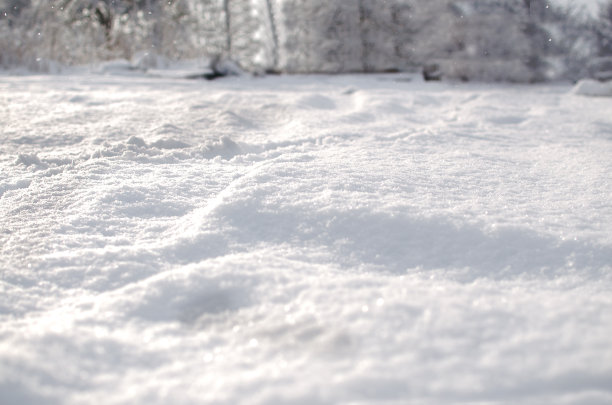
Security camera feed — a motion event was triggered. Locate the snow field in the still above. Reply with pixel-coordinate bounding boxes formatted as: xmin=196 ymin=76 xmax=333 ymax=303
xmin=1 ymin=73 xmax=611 ymax=404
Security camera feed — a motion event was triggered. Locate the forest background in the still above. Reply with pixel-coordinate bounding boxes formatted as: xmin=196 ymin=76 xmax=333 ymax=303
xmin=1 ymin=0 xmax=612 ymax=82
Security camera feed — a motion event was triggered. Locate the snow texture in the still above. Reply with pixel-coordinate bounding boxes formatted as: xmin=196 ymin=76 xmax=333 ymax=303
xmin=1 ymin=72 xmax=611 ymax=405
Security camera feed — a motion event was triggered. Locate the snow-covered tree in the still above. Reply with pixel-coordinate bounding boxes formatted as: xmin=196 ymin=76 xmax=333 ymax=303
xmin=255 ymin=0 xmax=280 ymax=71
xmin=595 ymin=0 xmax=612 ymax=56
xmin=357 ymin=0 xmax=417 ymax=72
xmin=224 ymin=0 xmax=265 ymax=71
xmin=276 ymin=0 xmax=362 ymax=73
xmin=410 ymin=0 xmax=557 ymax=82
xmin=0 ymin=0 xmax=603 ymax=81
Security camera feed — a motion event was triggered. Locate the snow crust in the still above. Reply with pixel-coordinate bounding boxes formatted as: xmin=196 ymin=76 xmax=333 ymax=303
xmin=1 ymin=73 xmax=611 ymax=404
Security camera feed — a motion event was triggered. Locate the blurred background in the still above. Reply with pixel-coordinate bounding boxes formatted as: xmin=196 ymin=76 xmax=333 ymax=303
xmin=1 ymin=0 xmax=611 ymax=82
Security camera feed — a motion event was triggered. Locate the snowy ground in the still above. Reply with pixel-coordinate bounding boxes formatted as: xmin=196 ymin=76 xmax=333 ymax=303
xmin=1 ymin=72 xmax=611 ymax=404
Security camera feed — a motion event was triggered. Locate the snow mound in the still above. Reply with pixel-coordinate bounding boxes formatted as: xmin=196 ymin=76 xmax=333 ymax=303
xmin=194 ymin=136 xmax=243 ymax=160
xmin=88 ymin=136 xmax=242 ymax=162
xmin=298 ymin=94 xmax=337 ymax=110
xmin=150 ymin=138 xmax=191 ymax=150
xmin=572 ymin=79 xmax=612 ymax=97
xmin=104 ymin=264 xmax=254 ymax=323
xmin=216 ymin=110 xmax=257 ymax=129
xmin=0 ymin=179 xmax=31 ymax=198
xmin=14 ymin=153 xmax=46 ymax=168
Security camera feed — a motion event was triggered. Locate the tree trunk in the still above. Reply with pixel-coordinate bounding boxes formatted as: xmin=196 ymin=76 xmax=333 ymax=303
xmin=358 ymin=0 xmax=369 ymax=72
xmin=264 ymin=0 xmax=279 ymax=70
xmin=524 ymin=0 xmax=531 ymax=16
xmin=223 ymin=0 xmax=232 ymax=57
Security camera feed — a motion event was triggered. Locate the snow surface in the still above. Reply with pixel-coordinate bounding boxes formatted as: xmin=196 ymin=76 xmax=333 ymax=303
xmin=573 ymin=79 xmax=612 ymax=98
xmin=1 ymin=73 xmax=611 ymax=404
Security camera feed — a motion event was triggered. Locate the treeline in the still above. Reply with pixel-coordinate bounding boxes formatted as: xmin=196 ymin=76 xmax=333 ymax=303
xmin=1 ymin=0 xmax=611 ymax=81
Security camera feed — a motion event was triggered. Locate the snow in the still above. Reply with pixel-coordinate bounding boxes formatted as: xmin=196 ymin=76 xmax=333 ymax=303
xmin=1 ymin=72 xmax=611 ymax=405
xmin=573 ymin=79 xmax=612 ymax=97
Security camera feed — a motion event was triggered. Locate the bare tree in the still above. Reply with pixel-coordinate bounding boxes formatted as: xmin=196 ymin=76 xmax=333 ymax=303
xmin=264 ymin=0 xmax=279 ymax=70
xmin=358 ymin=0 xmax=369 ymax=72
xmin=596 ymin=0 xmax=612 ymax=56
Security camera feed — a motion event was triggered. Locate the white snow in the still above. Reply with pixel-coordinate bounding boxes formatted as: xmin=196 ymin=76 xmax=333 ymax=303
xmin=573 ymin=79 xmax=612 ymax=97
xmin=1 ymin=73 xmax=611 ymax=405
